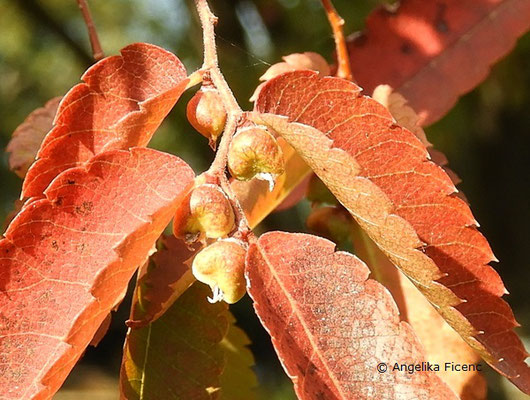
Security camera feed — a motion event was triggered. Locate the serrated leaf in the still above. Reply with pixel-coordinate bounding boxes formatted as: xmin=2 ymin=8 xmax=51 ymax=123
xmin=366 ymin=89 xmax=483 ymax=397
xmin=251 ymin=52 xmax=331 ymax=102
xmin=22 ymin=43 xmax=189 ymax=198
xmin=349 ymin=225 xmax=487 ymax=400
xmin=254 ymin=70 xmax=530 ymax=394
xmin=307 ymin=205 xmax=487 ymax=399
xmin=372 ymin=85 xmax=463 ymax=193
xmin=126 ymin=235 xmax=197 ymax=329
xmin=219 ymin=314 xmax=258 ymax=400
xmin=6 ymin=97 xmax=61 ymax=178
xmin=0 ymin=147 xmax=194 ymax=399
xmin=246 ymin=231 xmax=457 ymax=400
xmin=120 ymin=282 xmax=256 ymax=400
xmin=348 ymin=0 xmax=530 ymax=124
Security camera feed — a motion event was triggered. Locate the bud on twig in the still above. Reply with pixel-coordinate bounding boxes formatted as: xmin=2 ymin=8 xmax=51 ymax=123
xmin=227 ymin=126 xmax=284 ymax=186
xmin=192 ymin=239 xmax=247 ymax=304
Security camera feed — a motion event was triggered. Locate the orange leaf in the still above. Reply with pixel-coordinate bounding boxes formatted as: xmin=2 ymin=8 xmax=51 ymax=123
xmin=273 ymin=173 xmax=311 ymax=212
xmin=0 ymin=147 xmax=194 ymax=399
xmin=251 ymin=52 xmax=331 ymax=102
xmin=350 ymin=225 xmax=487 ymax=400
xmin=246 ymin=232 xmax=457 ymax=399
xmin=348 ymin=0 xmax=530 ymax=125
xmin=22 ymin=43 xmax=189 ymax=198
xmin=254 ymin=71 xmax=530 ymax=394
xmin=307 ymin=205 xmax=486 ymax=398
xmin=6 ymin=97 xmax=61 ymax=179
xmin=359 ymin=89 xmax=482 ymax=397
xmin=372 ymin=85 xmax=463 ymax=188
xmin=89 ymin=313 xmax=113 ymax=348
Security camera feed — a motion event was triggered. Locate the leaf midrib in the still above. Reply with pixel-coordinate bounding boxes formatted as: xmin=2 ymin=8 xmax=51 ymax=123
xmin=259 ymin=246 xmax=348 ymax=400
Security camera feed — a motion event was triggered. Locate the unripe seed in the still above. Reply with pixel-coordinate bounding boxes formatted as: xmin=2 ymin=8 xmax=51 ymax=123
xmin=173 ymin=184 xmax=235 ymax=241
xmin=227 ymin=126 xmax=284 ymax=183
xmin=192 ymin=239 xmax=247 ymax=304
xmin=186 ymin=88 xmax=227 ymax=147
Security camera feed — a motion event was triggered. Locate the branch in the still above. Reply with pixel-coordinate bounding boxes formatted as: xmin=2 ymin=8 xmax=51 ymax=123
xmin=195 ymin=0 xmax=242 ymax=176
xmin=320 ymin=0 xmax=353 ymax=81
xmin=194 ymin=0 xmax=252 ymax=242
xmin=76 ymin=0 xmax=104 ymax=61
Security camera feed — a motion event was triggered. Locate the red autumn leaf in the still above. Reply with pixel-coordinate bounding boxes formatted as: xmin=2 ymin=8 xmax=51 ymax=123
xmin=306 ymin=204 xmax=487 ymax=399
xmin=0 ymin=147 xmax=194 ymax=399
xmin=348 ymin=223 xmax=487 ymax=400
xmin=366 ymin=89 xmax=482 ymax=397
xmin=372 ymin=85 xmax=464 ymax=191
xmin=126 ymin=235 xmax=198 ymax=329
xmin=22 ymin=43 xmax=189 ymax=199
xmin=348 ymin=0 xmax=530 ymax=125
xmin=250 ymin=52 xmax=331 ymax=102
xmin=254 ymin=70 xmax=530 ymax=394
xmin=6 ymin=97 xmax=61 ymax=179
xmin=246 ymin=232 xmax=457 ymax=399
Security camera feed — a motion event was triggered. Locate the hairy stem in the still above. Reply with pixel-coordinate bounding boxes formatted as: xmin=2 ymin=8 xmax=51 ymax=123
xmin=320 ymin=0 xmax=353 ymax=81
xmin=76 ymin=0 xmax=104 ymax=61
xmin=194 ymin=0 xmax=252 ymax=241
xmin=195 ymin=0 xmax=242 ymax=176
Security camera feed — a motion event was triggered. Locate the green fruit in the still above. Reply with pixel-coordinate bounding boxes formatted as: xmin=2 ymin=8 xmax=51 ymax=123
xmin=192 ymin=239 xmax=247 ymax=304
xmin=228 ymin=126 xmax=284 ymax=182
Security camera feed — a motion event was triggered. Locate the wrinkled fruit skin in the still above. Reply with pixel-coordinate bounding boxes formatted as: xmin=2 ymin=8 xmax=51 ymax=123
xmin=186 ymin=88 xmax=227 ymax=144
xmin=228 ymin=126 xmax=284 ymax=181
xmin=192 ymin=239 xmax=247 ymax=304
xmin=173 ymin=184 xmax=235 ymax=241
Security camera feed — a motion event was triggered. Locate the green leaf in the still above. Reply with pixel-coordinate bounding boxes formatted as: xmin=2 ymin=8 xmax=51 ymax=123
xmin=120 ymin=282 xmax=256 ymax=399
xmin=219 ymin=314 xmax=258 ymax=400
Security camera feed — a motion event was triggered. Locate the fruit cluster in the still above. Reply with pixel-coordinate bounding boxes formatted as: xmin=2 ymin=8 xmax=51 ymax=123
xmin=177 ymin=83 xmax=287 ymax=304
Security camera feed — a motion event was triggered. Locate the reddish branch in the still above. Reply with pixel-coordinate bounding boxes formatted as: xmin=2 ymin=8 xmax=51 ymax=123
xmin=320 ymin=0 xmax=353 ymax=81
xmin=76 ymin=0 xmax=104 ymax=61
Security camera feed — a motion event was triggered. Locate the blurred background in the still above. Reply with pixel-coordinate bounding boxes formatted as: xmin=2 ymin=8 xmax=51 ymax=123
xmin=0 ymin=0 xmax=529 ymax=399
